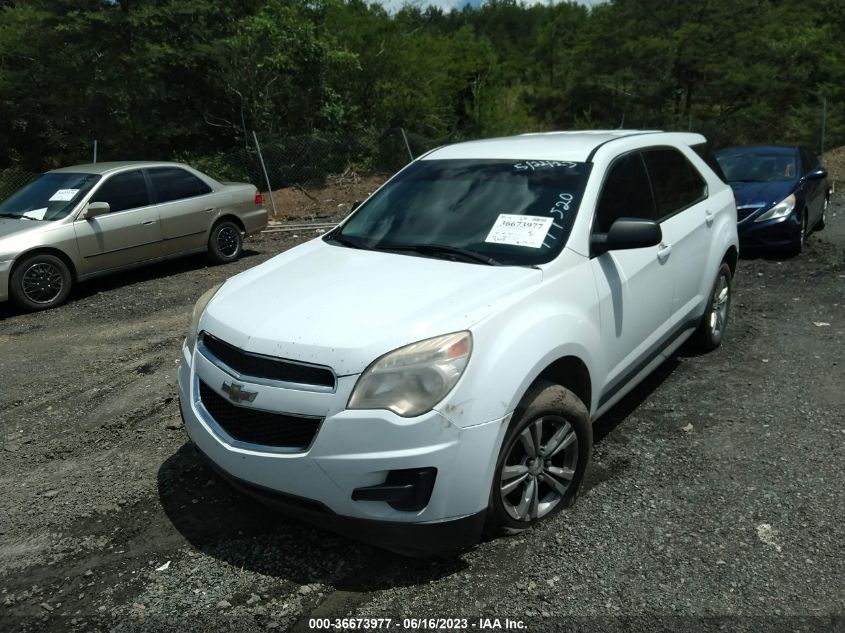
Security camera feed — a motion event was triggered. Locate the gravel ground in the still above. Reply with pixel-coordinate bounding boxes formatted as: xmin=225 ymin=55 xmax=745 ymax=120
xmin=0 ymin=193 xmax=843 ymax=633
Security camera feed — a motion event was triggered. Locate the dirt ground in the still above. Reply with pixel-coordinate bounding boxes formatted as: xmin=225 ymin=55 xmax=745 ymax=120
xmin=265 ymin=172 xmax=386 ymax=221
xmin=0 ymin=190 xmax=843 ymax=632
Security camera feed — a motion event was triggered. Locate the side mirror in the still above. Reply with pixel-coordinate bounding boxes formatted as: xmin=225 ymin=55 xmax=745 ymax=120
xmin=591 ymin=217 xmax=662 ymax=256
xmin=804 ymin=168 xmax=828 ymax=181
xmin=83 ymin=201 xmax=110 ymax=219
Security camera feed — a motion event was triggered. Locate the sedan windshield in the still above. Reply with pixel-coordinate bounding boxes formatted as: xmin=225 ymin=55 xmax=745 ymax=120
xmin=330 ymin=159 xmax=590 ymax=266
xmin=0 ymin=172 xmax=100 ymax=221
xmin=716 ymin=150 xmax=798 ymax=183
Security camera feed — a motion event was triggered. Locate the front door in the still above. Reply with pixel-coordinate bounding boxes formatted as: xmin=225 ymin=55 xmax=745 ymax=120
xmin=73 ymin=169 xmax=162 ymax=275
xmin=588 ymin=151 xmax=674 ymax=406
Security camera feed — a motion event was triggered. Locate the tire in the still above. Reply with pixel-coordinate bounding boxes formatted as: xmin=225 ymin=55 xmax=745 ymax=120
xmin=487 ymin=380 xmax=592 ymax=536
xmin=692 ymin=261 xmax=732 ymax=351
xmin=207 ymin=220 xmax=243 ymax=264
xmin=788 ymin=208 xmax=807 ymax=256
xmin=10 ymin=253 xmax=72 ymax=311
xmin=816 ymin=196 xmax=828 ymax=231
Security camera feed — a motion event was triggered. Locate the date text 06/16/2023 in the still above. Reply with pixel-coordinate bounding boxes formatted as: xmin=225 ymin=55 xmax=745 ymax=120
xmin=307 ymin=617 xmax=527 ymax=630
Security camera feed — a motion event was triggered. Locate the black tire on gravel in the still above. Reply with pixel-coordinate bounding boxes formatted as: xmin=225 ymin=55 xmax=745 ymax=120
xmin=207 ymin=220 xmax=243 ymax=264
xmin=10 ymin=252 xmax=73 ymax=311
xmin=487 ymin=380 xmax=592 ymax=536
xmin=693 ymin=261 xmax=732 ymax=351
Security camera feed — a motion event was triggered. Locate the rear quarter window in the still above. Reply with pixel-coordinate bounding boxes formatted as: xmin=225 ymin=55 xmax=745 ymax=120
xmin=148 ymin=167 xmax=211 ymax=203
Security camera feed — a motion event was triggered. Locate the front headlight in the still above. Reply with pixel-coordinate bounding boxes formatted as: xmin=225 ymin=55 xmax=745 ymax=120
xmin=185 ymin=283 xmax=223 ymax=354
xmin=755 ymin=194 xmax=796 ymax=222
xmin=348 ymin=331 xmax=472 ymax=418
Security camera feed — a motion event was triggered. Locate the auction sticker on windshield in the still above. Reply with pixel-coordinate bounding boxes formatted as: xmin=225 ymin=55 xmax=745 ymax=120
xmin=485 ymin=214 xmax=553 ymax=248
xmin=48 ymin=189 xmax=79 ymax=202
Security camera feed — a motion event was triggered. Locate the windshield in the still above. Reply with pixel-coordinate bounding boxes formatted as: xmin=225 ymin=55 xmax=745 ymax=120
xmin=330 ymin=159 xmax=591 ymax=266
xmin=0 ymin=172 xmax=100 ymax=221
xmin=716 ymin=150 xmax=797 ymax=183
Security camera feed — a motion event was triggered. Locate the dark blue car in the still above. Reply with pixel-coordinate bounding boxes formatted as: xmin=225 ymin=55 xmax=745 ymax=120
xmin=715 ymin=145 xmax=830 ymax=255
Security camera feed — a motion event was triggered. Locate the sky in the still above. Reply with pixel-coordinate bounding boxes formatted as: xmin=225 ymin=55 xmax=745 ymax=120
xmin=377 ymin=0 xmax=605 ymax=13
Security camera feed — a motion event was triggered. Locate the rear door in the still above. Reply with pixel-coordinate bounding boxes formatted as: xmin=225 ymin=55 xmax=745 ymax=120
xmin=589 ymin=151 xmax=674 ymax=405
xmin=73 ymin=169 xmax=163 ymax=274
xmin=147 ymin=167 xmax=216 ymax=253
xmin=642 ymin=147 xmax=710 ymax=327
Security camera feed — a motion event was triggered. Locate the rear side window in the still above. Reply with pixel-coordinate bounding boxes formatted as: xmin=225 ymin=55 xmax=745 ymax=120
xmin=594 ymin=152 xmax=656 ymax=233
xmin=90 ymin=170 xmax=150 ymax=213
xmin=642 ymin=148 xmax=707 ymax=219
xmin=691 ymin=142 xmax=727 ymax=182
xmin=148 ymin=167 xmax=211 ymax=203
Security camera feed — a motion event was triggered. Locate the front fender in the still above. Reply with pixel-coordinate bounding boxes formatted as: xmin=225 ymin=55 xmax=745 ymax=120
xmin=436 ymin=262 xmax=602 ymax=427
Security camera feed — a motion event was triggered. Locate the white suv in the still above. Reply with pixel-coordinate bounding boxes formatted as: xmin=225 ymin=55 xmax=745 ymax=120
xmin=178 ymin=130 xmax=738 ymax=556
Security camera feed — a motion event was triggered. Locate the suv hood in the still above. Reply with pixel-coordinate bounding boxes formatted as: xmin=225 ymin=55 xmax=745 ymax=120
xmin=201 ymin=238 xmax=542 ymax=376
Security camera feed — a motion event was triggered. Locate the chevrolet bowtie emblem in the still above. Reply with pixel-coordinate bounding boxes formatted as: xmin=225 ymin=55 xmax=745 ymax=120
xmin=221 ymin=381 xmax=258 ymax=404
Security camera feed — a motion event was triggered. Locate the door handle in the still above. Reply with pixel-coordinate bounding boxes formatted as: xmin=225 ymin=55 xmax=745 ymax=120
xmin=204 ymin=207 xmax=215 ymax=213
xmin=141 ymin=219 xmax=157 ymax=226
xmin=705 ymin=209 xmax=715 ymax=227
xmin=657 ymin=242 xmax=672 ymax=263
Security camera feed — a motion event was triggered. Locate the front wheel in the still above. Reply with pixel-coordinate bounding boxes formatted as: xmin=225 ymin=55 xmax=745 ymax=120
xmin=693 ymin=261 xmax=732 ymax=351
xmin=487 ymin=381 xmax=592 ymax=536
xmin=788 ymin=208 xmax=807 ymax=256
xmin=10 ymin=253 xmax=73 ymax=311
xmin=207 ymin=220 xmax=243 ymax=264
xmin=816 ymin=196 xmax=828 ymax=230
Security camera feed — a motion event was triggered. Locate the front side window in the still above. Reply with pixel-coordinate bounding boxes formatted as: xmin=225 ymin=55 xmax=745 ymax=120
xmin=594 ymin=152 xmax=656 ymax=233
xmin=642 ymin=148 xmax=708 ymax=218
xmin=0 ymin=172 xmax=100 ymax=221
xmin=89 ymin=170 xmax=149 ymax=213
xmin=148 ymin=167 xmax=211 ymax=204
xmin=331 ymin=159 xmax=591 ymax=266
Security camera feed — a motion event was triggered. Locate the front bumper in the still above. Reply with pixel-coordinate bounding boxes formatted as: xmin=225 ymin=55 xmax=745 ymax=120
xmin=0 ymin=260 xmax=12 ymax=302
xmin=177 ymin=343 xmax=506 ymax=552
xmin=737 ymin=212 xmax=802 ymax=250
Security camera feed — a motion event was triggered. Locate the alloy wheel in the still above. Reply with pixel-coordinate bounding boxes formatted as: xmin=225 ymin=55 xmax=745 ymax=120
xmin=217 ymin=226 xmax=240 ymax=257
xmin=21 ymin=262 xmax=64 ymax=304
xmin=499 ymin=416 xmax=579 ymax=522
xmin=709 ymin=272 xmax=730 ymax=339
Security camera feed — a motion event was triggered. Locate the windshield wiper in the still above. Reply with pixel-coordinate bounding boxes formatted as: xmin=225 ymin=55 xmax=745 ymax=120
xmin=374 ymin=242 xmax=501 ymax=266
xmin=0 ymin=212 xmax=38 ymax=221
xmin=324 ymin=230 xmax=368 ymax=250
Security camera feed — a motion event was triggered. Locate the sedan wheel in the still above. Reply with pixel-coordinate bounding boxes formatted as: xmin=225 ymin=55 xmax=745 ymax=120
xmin=488 ymin=381 xmax=591 ymax=535
xmin=10 ymin=253 xmax=73 ymax=311
xmin=207 ymin=220 xmax=243 ymax=264
xmin=817 ymin=196 xmax=828 ymax=231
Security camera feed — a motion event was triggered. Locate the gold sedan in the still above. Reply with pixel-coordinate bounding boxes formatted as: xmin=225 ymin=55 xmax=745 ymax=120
xmin=0 ymin=161 xmax=267 ymax=310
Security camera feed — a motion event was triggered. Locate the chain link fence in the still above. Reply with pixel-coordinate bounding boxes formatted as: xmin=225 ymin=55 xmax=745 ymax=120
xmin=0 ymin=168 xmax=39 ymax=205
xmin=184 ymin=128 xmax=452 ymax=194
xmin=0 ymin=129 xmax=451 ymax=208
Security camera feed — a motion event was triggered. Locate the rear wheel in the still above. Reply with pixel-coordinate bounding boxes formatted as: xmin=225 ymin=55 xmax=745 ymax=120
xmin=487 ymin=381 xmax=591 ymax=536
xmin=693 ymin=262 xmax=732 ymax=351
xmin=207 ymin=220 xmax=243 ymax=264
xmin=10 ymin=253 xmax=72 ymax=311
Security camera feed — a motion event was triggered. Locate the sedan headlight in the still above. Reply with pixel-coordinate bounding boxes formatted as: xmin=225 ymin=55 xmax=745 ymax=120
xmin=185 ymin=283 xmax=223 ymax=354
xmin=348 ymin=331 xmax=472 ymax=418
xmin=755 ymin=194 xmax=796 ymax=222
